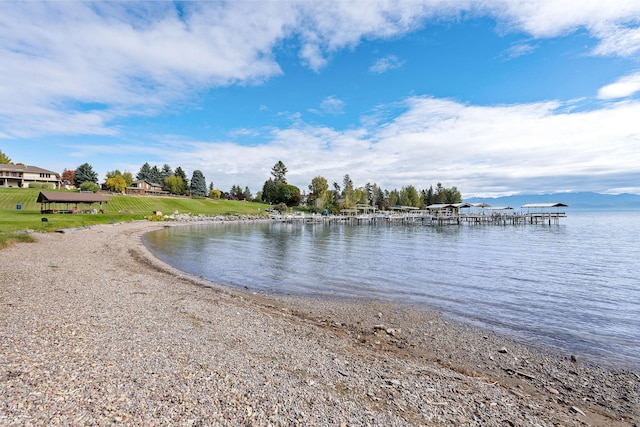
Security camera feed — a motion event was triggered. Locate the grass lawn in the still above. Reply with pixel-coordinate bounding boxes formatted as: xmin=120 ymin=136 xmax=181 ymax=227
xmin=0 ymin=188 xmax=270 ymax=234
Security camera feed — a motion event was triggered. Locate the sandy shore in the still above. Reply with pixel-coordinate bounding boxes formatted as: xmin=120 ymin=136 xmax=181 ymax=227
xmin=1 ymin=221 xmax=638 ymax=426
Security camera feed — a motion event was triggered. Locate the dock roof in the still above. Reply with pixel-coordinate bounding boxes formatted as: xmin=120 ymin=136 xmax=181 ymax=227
xmin=37 ymin=191 xmax=109 ymax=204
xmin=521 ymin=202 xmax=568 ymax=208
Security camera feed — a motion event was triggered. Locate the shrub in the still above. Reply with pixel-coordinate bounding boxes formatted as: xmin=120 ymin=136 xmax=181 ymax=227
xmin=80 ymin=182 xmax=100 ymax=193
xmin=275 ymin=202 xmax=289 ymax=213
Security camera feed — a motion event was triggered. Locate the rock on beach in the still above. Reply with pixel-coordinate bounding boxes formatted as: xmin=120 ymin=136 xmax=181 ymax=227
xmin=1 ymin=221 xmax=638 ymax=426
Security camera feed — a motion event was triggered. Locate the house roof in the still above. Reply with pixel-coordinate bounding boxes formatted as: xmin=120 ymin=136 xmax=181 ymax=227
xmin=133 ymin=179 xmax=164 ymax=187
xmin=37 ymin=191 xmax=109 ymax=204
xmin=0 ymin=164 xmax=60 ymax=177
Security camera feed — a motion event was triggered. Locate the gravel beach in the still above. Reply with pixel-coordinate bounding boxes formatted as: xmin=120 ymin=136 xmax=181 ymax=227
xmin=1 ymin=220 xmax=638 ymax=426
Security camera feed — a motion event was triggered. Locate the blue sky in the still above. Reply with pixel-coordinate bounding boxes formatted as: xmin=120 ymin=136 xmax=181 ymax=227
xmin=1 ymin=1 xmax=640 ymax=197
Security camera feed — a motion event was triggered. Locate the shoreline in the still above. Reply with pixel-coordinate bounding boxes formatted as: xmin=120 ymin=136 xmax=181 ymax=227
xmin=1 ymin=221 xmax=638 ymax=425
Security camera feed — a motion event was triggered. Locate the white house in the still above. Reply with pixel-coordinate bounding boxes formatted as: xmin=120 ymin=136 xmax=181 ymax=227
xmin=0 ymin=164 xmax=60 ymax=188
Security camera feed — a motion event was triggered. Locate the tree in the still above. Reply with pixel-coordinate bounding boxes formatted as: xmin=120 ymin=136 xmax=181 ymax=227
xmin=270 ymin=161 xmax=288 ymax=184
xmin=190 ymin=170 xmax=207 ymax=196
xmin=61 ymin=169 xmax=75 ymax=187
xmin=389 ymin=189 xmax=400 ymax=206
xmin=136 ymin=162 xmax=152 ymax=181
xmin=209 ymin=188 xmax=222 ymax=199
xmin=122 ymin=171 xmax=134 ymax=187
xmin=262 ymin=178 xmax=277 ymax=204
xmin=80 ymin=181 xmax=100 ymax=193
xmin=160 ymin=164 xmax=173 ymax=182
xmin=308 ymin=176 xmax=329 ymax=209
xmin=423 ymin=186 xmax=435 ymax=206
xmin=149 ymin=165 xmax=162 ymax=184
xmin=164 ymin=175 xmax=186 ymax=195
xmin=399 ymin=185 xmax=420 ymax=207
xmin=243 ymin=186 xmax=252 ymax=201
xmin=444 ymin=186 xmax=462 ymax=204
xmin=105 ymin=175 xmax=127 ymax=193
xmin=174 ymin=166 xmax=189 ymax=189
xmin=230 ymin=185 xmax=244 ymax=200
xmin=274 ymin=182 xmax=301 ymax=206
xmin=74 ymin=163 xmax=98 ymax=188
xmin=105 ymin=170 xmax=133 ymax=192
xmin=342 ymin=174 xmax=354 ymax=207
xmin=0 ymin=149 xmax=11 ymax=164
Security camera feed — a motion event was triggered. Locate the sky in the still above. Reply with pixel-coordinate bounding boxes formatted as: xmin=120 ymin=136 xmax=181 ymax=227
xmin=1 ymin=1 xmax=640 ymax=198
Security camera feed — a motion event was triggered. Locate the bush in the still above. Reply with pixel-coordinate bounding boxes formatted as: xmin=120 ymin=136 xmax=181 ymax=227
xmin=80 ymin=182 xmax=100 ymax=193
xmin=28 ymin=183 xmax=55 ymax=189
xmin=275 ymin=202 xmax=289 ymax=213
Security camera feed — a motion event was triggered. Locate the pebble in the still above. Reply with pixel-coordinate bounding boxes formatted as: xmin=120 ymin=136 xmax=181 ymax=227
xmin=1 ymin=221 xmax=637 ymax=426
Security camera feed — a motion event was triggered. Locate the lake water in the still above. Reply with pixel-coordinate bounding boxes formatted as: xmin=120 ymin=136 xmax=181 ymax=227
xmin=143 ymin=211 xmax=640 ymax=368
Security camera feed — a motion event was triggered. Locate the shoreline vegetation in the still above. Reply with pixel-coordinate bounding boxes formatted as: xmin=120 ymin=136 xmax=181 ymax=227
xmin=1 ymin=220 xmax=638 ymax=425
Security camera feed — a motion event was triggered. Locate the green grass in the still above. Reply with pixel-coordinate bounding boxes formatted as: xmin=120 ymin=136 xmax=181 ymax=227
xmin=0 ymin=188 xmax=270 ymax=233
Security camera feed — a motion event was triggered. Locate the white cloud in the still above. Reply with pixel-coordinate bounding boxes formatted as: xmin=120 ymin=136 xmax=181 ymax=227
xmin=2 ymin=1 xmax=640 ymax=138
xmin=318 ymin=96 xmax=345 ymax=115
xmin=592 ymin=25 xmax=640 ymax=57
xmin=598 ymin=72 xmax=640 ymax=99
xmin=501 ymin=42 xmax=537 ymax=60
xmin=119 ymin=97 xmax=639 ymax=197
xmin=369 ymin=55 xmax=405 ymax=74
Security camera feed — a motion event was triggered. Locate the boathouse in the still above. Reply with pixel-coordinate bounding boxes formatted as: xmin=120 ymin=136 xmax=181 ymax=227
xmin=37 ymin=191 xmax=109 ymax=214
xmin=521 ymin=203 xmax=568 ymax=225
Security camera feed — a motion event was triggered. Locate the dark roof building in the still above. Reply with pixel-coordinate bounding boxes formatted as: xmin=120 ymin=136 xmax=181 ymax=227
xmin=37 ymin=191 xmax=109 ymax=214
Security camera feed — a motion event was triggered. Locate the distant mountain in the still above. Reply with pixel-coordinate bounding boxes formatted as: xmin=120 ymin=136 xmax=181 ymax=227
xmin=464 ymin=192 xmax=640 ymax=211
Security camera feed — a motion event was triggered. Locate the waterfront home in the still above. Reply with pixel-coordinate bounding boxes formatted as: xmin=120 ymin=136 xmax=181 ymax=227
xmin=0 ymin=164 xmax=60 ymax=188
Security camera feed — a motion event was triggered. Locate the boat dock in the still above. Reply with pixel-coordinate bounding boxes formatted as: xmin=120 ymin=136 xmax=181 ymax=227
xmin=269 ymin=202 xmax=568 ymax=226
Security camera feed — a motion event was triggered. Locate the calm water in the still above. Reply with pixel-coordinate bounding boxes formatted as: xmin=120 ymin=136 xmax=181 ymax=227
xmin=143 ymin=211 xmax=640 ymax=368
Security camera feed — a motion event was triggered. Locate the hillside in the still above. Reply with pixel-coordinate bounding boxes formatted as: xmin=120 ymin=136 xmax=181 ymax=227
xmin=0 ymin=188 xmax=270 ymax=233
xmin=465 ymin=192 xmax=640 ymax=211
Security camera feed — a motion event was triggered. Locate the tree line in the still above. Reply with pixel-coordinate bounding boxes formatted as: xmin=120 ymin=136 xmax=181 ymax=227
xmin=1 ymin=147 xmax=462 ymax=210
xmin=260 ymin=161 xmax=461 ymax=213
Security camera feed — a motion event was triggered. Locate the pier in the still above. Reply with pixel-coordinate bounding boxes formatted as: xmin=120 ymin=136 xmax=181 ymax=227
xmin=269 ymin=202 xmax=568 ymax=226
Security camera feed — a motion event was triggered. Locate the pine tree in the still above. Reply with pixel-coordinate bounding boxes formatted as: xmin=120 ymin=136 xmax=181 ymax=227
xmin=0 ymin=149 xmax=12 ymax=164
xmin=74 ymin=163 xmax=98 ymax=188
xmin=136 ymin=162 xmax=152 ymax=181
xmin=270 ymin=161 xmax=288 ymax=184
xmin=174 ymin=166 xmax=189 ymax=188
xmin=190 ymin=170 xmax=207 ymax=196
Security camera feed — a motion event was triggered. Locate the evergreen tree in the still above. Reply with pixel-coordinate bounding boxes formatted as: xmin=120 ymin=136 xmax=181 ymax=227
xmin=174 ymin=166 xmax=189 ymax=188
xmin=136 ymin=162 xmax=152 ymax=181
xmin=262 ymin=178 xmax=277 ymax=204
xmin=74 ymin=163 xmax=98 ymax=188
xmin=243 ymin=186 xmax=252 ymax=201
xmin=160 ymin=164 xmax=173 ymax=181
xmin=0 ymin=149 xmax=12 ymax=164
xmin=424 ymin=185 xmax=434 ymax=206
xmin=230 ymin=185 xmax=244 ymax=200
xmin=190 ymin=170 xmax=207 ymax=196
xmin=342 ymin=174 xmax=354 ymax=206
xmin=270 ymin=161 xmax=288 ymax=184
xmin=149 ymin=165 xmax=162 ymax=184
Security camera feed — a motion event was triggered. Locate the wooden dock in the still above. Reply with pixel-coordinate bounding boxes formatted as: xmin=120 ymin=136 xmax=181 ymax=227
xmin=269 ymin=203 xmax=567 ymax=226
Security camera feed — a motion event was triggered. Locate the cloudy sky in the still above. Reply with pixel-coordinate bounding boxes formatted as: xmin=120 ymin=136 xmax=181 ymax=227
xmin=1 ymin=1 xmax=640 ymax=197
